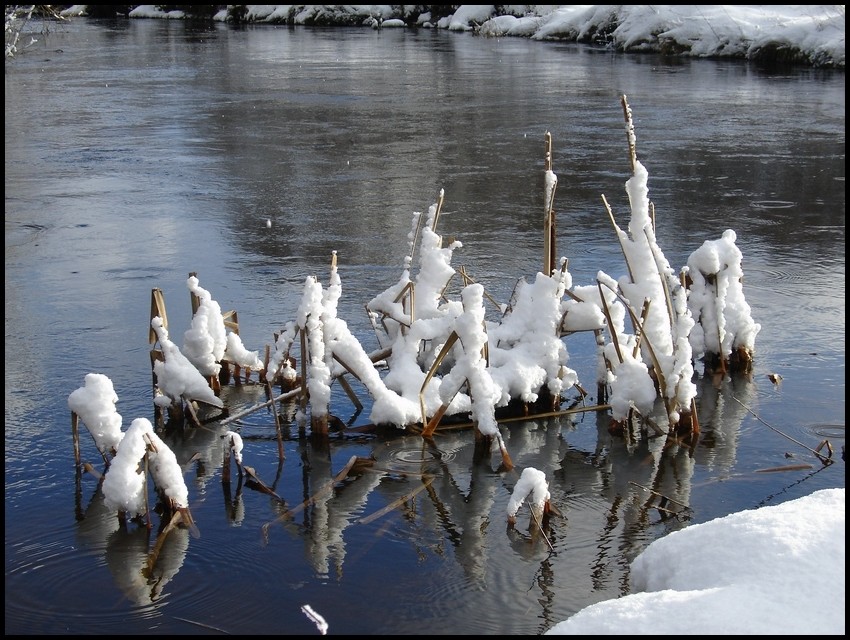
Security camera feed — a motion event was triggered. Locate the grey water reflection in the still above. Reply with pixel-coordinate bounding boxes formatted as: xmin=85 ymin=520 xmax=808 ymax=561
xmin=76 ymin=373 xmax=754 ymax=627
xmin=5 ymin=17 xmax=844 ymax=637
xmin=45 ymin=362 xmax=839 ymax=635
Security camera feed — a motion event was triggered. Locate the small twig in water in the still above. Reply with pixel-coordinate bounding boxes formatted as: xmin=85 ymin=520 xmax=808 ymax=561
xmin=172 ymin=616 xmax=231 ymax=634
xmin=527 ymin=504 xmax=555 ymax=553
xmin=629 ymin=481 xmax=692 ymax=511
xmin=731 ymin=396 xmax=834 ymax=465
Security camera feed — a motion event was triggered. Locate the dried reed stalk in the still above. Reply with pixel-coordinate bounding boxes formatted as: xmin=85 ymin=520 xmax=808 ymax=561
xmin=621 ymin=94 xmax=637 ymax=175
xmin=598 ymin=280 xmax=684 ymax=430
xmin=632 ymin=299 xmax=651 ymax=359
xmin=391 ymin=280 xmax=415 ymax=327
xmin=525 ymin=503 xmax=555 ymax=553
xmin=457 ymin=265 xmax=503 ymax=312
xmin=756 ymin=464 xmax=814 ymax=473
xmin=142 ymin=444 xmax=152 ymax=530
xmin=643 ymin=226 xmax=675 ymax=328
xmin=82 ymin=461 xmax=101 ymax=480
xmin=420 ymin=331 xmax=460 ymax=435
xmin=418 ymin=403 xmax=610 ymax=432
xmin=222 ymin=308 xmax=239 ymax=333
xmin=597 ymin=280 xmax=625 ymax=364
xmin=143 ymin=506 xmax=199 ymax=580
xmin=601 ymin=194 xmax=636 ymax=284
xmin=219 ymin=386 xmax=302 ymax=425
xmin=75 ymin=418 xmax=111 ymax=466
xmin=334 ymin=370 xmax=364 ymax=412
xmin=497 ymin=434 xmax=514 ymax=471
xmin=629 ymin=481 xmax=692 ymax=511
xmin=543 ymin=131 xmax=558 ymax=276
xmin=71 ymin=412 xmax=81 ymax=468
xmin=299 ymin=327 xmax=309 ymax=415
xmin=687 ymin=397 xmax=700 ymax=436
xmin=731 ymin=396 xmax=834 ymax=465
xmin=189 ymin=271 xmax=200 ymax=315
xmin=149 ymin=287 xmax=167 ymax=344
xmin=431 ymin=188 xmax=445 ymax=232
xmin=182 ymin=396 xmax=203 ymax=428
xmin=243 ymin=465 xmax=284 ymax=501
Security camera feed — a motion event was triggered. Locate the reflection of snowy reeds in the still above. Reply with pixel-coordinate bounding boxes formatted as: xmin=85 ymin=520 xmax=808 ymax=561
xmin=68 ymin=378 xmax=198 ymax=602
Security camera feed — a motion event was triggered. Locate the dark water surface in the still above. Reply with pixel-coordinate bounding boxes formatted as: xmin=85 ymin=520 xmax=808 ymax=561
xmin=5 ymin=18 xmax=845 ymax=635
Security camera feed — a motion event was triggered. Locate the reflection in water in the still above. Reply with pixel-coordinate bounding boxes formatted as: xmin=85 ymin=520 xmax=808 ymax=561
xmin=222 ymin=473 xmax=246 ymax=525
xmin=70 ymin=414 xmax=252 ymax=611
xmin=242 ymin=371 xmax=755 ymax=599
xmin=427 ymin=443 xmax=499 ymax=585
xmin=299 ymin=447 xmax=385 ymax=579
xmin=693 ymin=372 xmax=757 ymax=480
xmin=75 ymin=484 xmax=190 ymax=608
xmin=105 ymin=525 xmax=190 ymax=607
xmin=62 ymin=354 xmax=828 ymax=633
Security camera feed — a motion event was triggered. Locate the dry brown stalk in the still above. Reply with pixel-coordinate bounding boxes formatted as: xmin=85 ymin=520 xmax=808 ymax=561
xmin=431 ymin=189 xmax=445 ymax=232
xmin=182 ymin=397 xmax=203 ymax=428
xmin=598 ymin=280 xmax=683 ymax=430
xmin=222 ymin=308 xmax=239 ymax=333
xmin=331 ymin=352 xmax=364 ymax=384
xmin=299 ymin=327 xmax=309 ymax=415
xmin=643 ymin=226 xmax=675 ymax=327
xmin=422 ymin=403 xmax=451 ymax=437
xmin=407 ymin=206 xmax=428 ymax=269
xmin=419 ymin=404 xmax=611 ymax=431
xmin=391 ymin=280 xmax=415 ymax=325
xmin=597 ymin=280 xmax=624 ymax=364
xmin=335 ymin=371 xmax=363 ymax=412
xmin=457 ymin=265 xmax=503 ymax=312
xmin=143 ymin=506 xmax=199 ymax=581
xmin=688 ymin=397 xmax=700 ymax=436
xmin=498 ymin=437 xmax=515 ymax=471
xmin=632 ymin=299 xmax=651 ymax=359
xmin=219 ymin=386 xmax=303 ymax=426
xmin=149 ymin=287 xmax=167 ymax=344
xmin=420 ymin=331 xmax=460 ymax=434
xmin=142 ymin=447 xmax=152 ymax=530
xmin=144 ymin=508 xmax=183 ymax=578
xmin=82 ymin=461 xmax=102 ymax=481
xmin=601 ymin=194 xmax=636 ymax=283
xmin=815 ymin=439 xmax=834 ymax=458
xmin=731 ymin=396 xmax=834 ymax=465
xmin=756 ymin=464 xmax=815 ymax=473
xmin=629 ymin=481 xmax=691 ymax=511
xmin=621 ymin=94 xmax=637 ymax=174
xmin=543 ymin=131 xmax=558 ymax=277
xmin=243 ymin=465 xmax=284 ymax=501
xmin=71 ymin=412 xmax=82 ymax=468
xmin=189 ymin=271 xmax=200 ymax=315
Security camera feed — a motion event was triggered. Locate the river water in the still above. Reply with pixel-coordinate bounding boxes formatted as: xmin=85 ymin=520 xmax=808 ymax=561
xmin=4 ymin=18 xmax=845 ymax=636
